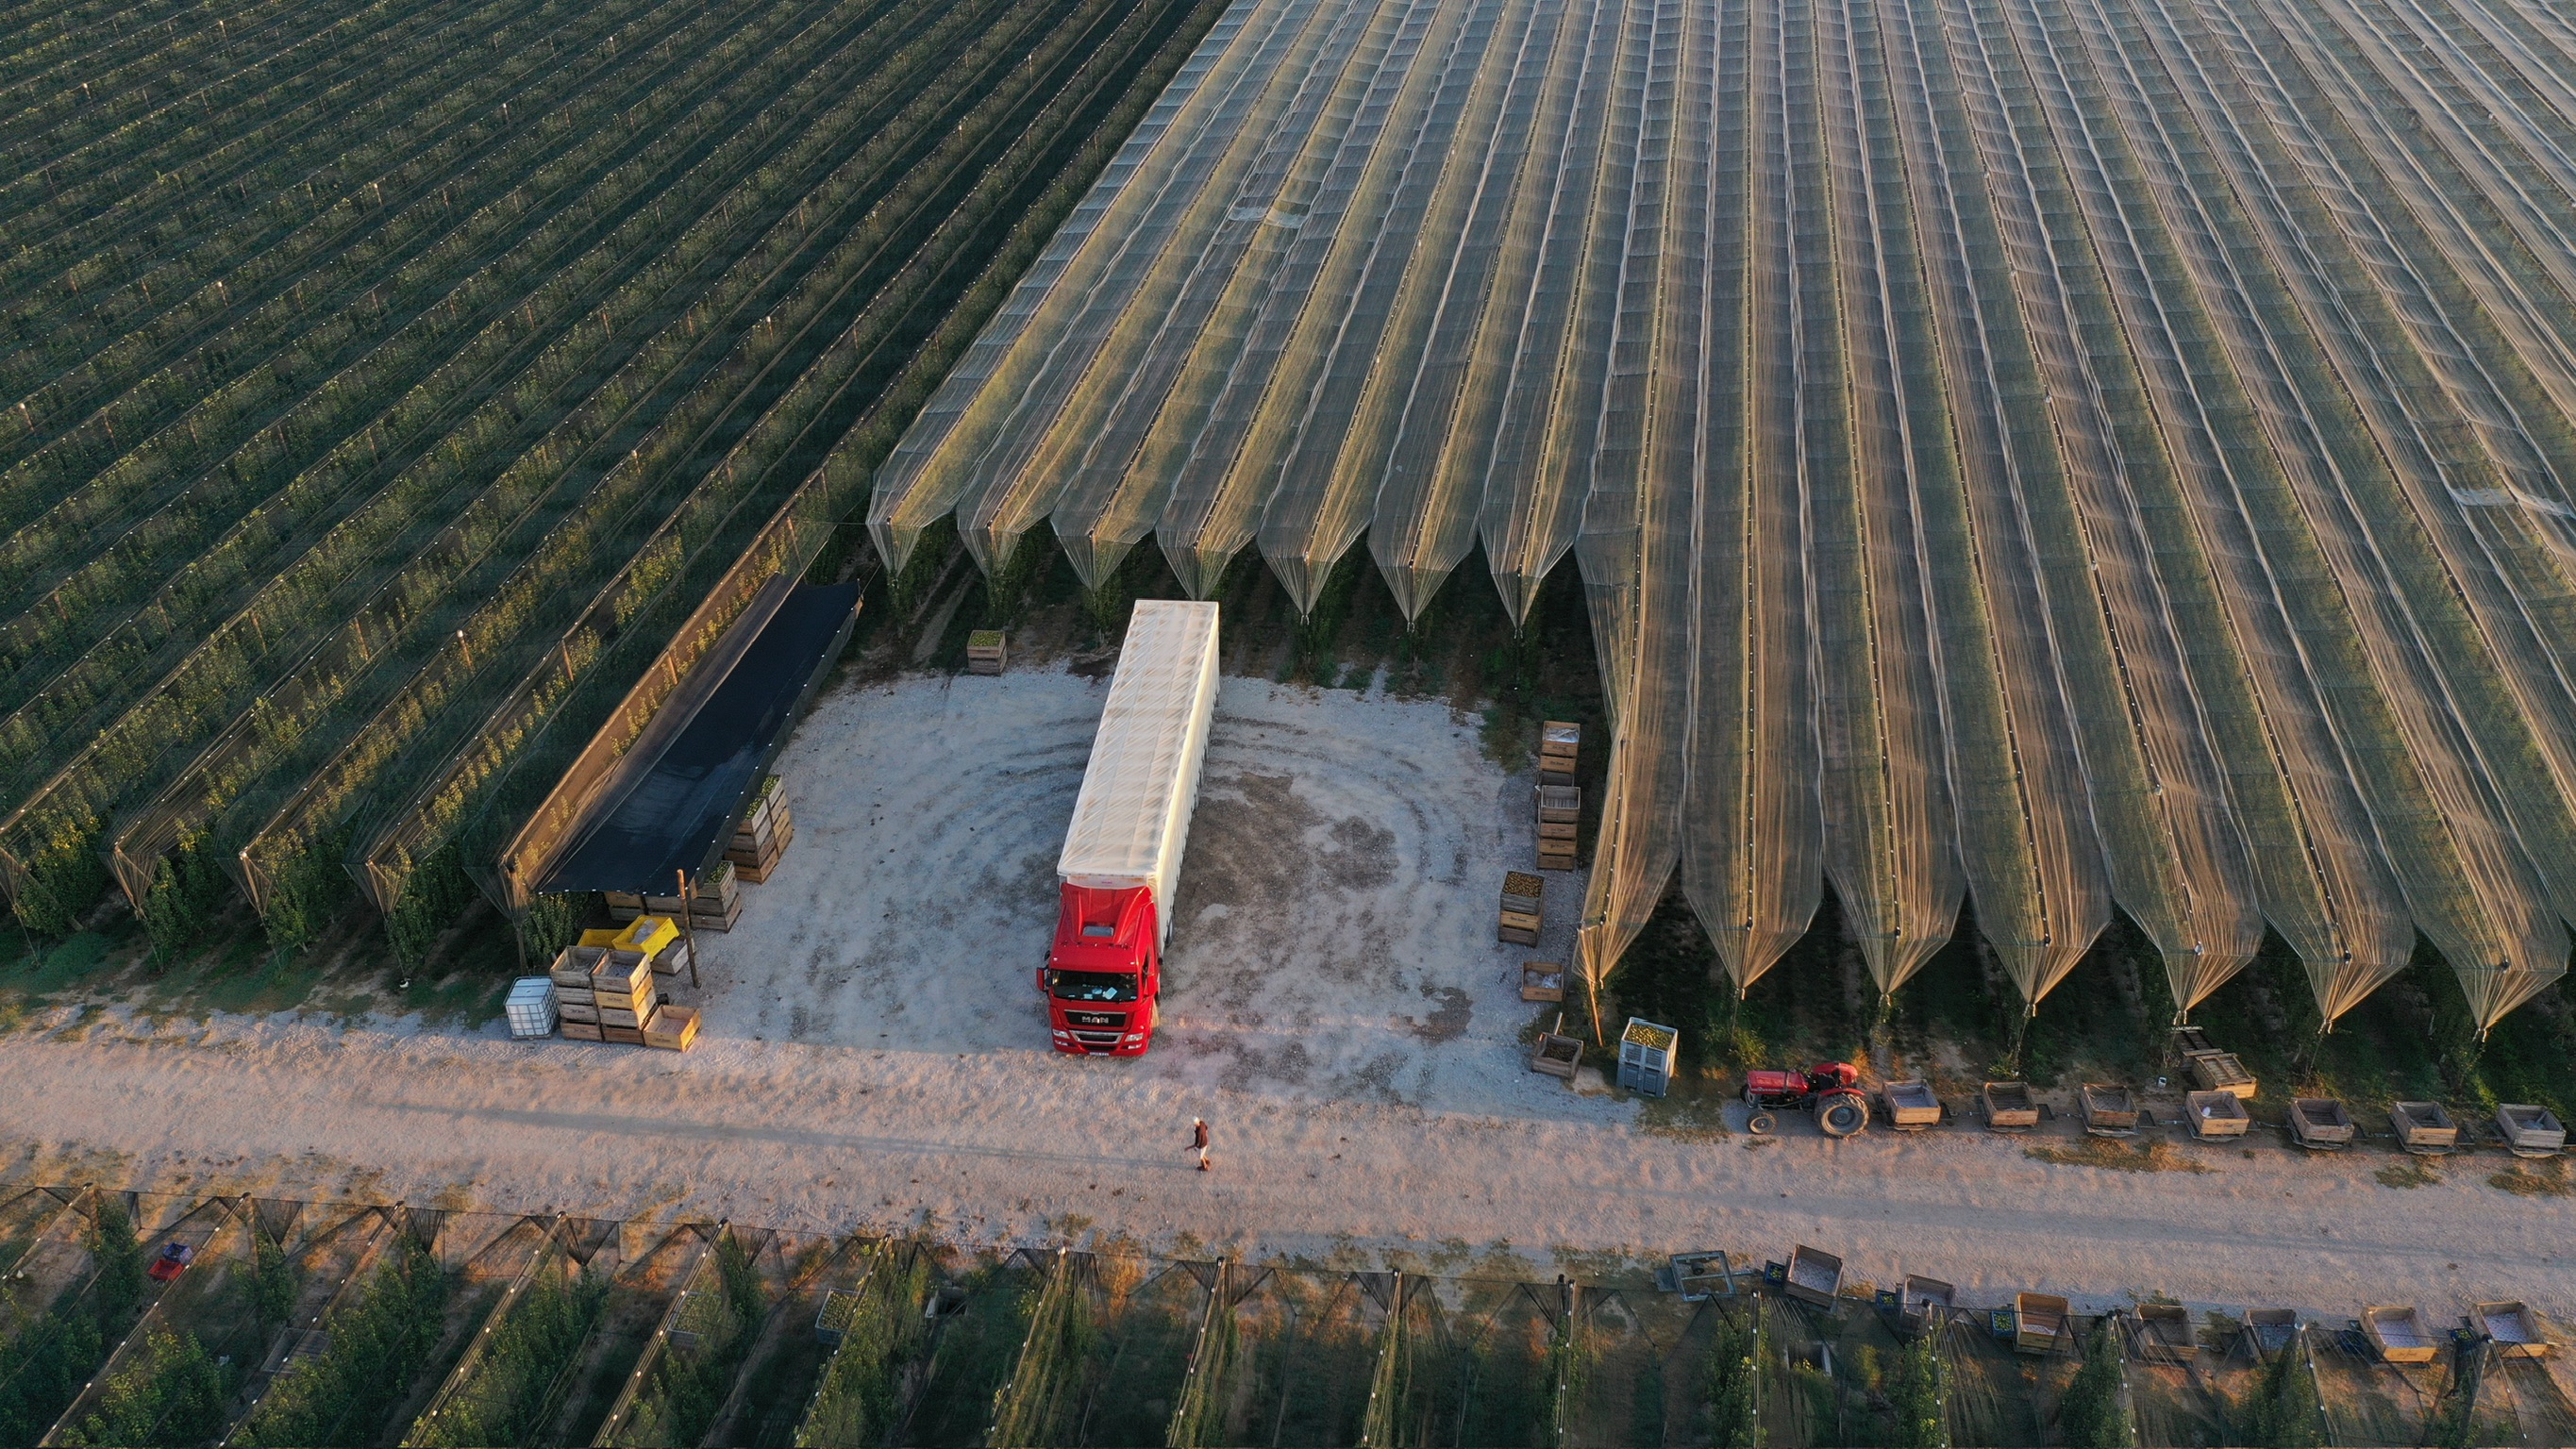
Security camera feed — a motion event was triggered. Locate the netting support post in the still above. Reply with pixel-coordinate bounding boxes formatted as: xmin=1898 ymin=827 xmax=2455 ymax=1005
xmin=678 ymin=870 xmax=701 ymax=990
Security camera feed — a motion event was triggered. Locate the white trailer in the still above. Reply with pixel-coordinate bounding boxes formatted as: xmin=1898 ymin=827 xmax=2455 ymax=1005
xmin=1056 ymin=600 xmax=1220 ymax=952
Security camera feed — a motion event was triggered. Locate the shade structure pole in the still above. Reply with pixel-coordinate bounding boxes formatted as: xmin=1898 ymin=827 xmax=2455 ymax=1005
xmin=677 ymin=869 xmax=701 ymax=990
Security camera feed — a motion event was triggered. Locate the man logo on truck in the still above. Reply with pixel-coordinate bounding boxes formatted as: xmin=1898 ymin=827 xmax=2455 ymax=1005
xmin=1039 ymin=600 xmax=1219 ymax=1057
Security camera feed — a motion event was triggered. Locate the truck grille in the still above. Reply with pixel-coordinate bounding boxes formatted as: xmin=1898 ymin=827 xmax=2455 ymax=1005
xmin=1065 ymin=1011 xmax=1127 ymax=1028
xmin=1071 ymin=1031 xmax=1125 ymax=1052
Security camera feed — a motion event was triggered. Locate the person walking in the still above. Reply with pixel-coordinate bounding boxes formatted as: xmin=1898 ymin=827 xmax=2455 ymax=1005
xmin=1190 ymin=1117 xmax=1211 ymax=1172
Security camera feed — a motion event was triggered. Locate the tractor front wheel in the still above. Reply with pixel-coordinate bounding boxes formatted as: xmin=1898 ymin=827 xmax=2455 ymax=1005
xmin=1817 ymin=1091 xmax=1869 ymax=1138
xmin=1747 ymin=1110 xmax=1777 ymax=1137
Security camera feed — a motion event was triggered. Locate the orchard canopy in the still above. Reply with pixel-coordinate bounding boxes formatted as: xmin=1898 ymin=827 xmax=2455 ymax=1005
xmin=876 ymin=0 xmax=2576 ymax=1031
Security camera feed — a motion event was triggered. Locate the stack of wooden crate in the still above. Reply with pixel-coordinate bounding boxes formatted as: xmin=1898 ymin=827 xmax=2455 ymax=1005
xmin=552 ymin=945 xmax=606 ymax=1041
xmin=1536 ymin=786 xmax=1581 ymax=871
xmin=593 ymin=948 xmax=656 ymax=1045
xmin=1538 ymin=721 xmax=1580 ymax=783
xmin=639 ymin=862 xmax=743 ymax=932
xmin=727 ymin=776 xmax=795 ymax=884
xmin=1498 ymin=872 xmax=1544 ymax=946
xmin=2174 ymin=1025 xmax=2255 ymax=1099
xmin=966 ymin=630 xmax=1007 ymax=675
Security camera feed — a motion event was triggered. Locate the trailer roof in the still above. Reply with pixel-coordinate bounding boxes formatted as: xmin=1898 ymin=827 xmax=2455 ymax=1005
xmin=1059 ymin=600 xmax=1221 ymax=882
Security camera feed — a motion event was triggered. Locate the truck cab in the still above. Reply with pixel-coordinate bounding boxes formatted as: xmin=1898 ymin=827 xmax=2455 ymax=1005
xmin=1039 ymin=882 xmax=1161 ymax=1055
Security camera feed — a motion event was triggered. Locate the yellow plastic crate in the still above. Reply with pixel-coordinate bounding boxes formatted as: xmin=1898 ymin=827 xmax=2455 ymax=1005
xmin=615 ymin=915 xmax=680 ymax=958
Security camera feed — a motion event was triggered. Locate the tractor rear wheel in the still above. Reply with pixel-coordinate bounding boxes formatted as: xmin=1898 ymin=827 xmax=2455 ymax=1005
xmin=1817 ymin=1091 xmax=1869 ymax=1138
xmin=1747 ymin=1110 xmax=1777 ymax=1136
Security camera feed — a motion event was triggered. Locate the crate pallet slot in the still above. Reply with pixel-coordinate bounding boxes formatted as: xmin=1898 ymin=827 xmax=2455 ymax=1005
xmin=966 ymin=629 xmax=1007 ymax=675
xmin=1535 ymin=785 xmax=1580 ymax=872
xmin=727 ymin=776 xmax=795 ymax=884
xmin=1537 ymin=720 xmax=1580 ymax=785
xmin=594 ymin=948 xmax=658 ymax=1043
xmin=553 ymin=945 xmax=607 ymax=1039
xmin=1498 ymin=870 xmax=1544 ymax=945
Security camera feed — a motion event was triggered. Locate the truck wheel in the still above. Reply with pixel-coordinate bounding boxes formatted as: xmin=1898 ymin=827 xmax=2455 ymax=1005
xmin=1818 ymin=1092 xmax=1869 ymax=1138
xmin=1748 ymin=1111 xmax=1777 ymax=1137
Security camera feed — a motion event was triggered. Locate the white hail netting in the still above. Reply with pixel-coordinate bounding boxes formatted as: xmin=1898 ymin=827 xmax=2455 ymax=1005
xmin=870 ymin=0 xmax=2576 ymax=1030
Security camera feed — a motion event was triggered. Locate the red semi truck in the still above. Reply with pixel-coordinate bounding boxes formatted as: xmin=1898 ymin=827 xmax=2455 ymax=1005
xmin=1038 ymin=600 xmax=1220 ymax=1056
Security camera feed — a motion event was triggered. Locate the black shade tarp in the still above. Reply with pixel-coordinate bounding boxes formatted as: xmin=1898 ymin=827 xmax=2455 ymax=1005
xmin=537 ymin=580 xmax=859 ymax=895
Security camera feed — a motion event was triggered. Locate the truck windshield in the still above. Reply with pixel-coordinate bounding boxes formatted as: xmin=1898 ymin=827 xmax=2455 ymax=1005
xmin=1048 ymin=970 xmax=1139 ymax=1002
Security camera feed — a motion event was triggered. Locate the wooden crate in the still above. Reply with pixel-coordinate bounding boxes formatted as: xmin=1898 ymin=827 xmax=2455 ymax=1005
xmin=2475 ymin=1302 xmax=2554 ymax=1359
xmin=1537 ymin=820 xmax=1579 ymax=841
xmin=602 ymin=1024 xmax=644 ymax=1046
xmin=1498 ymin=924 xmax=1539 ymax=946
xmin=2137 ymin=1304 xmax=2196 ymax=1363
xmin=599 ymin=1006 xmax=644 ymax=1029
xmin=1882 ymin=1079 xmax=1941 ymax=1129
xmin=2288 ymin=1097 xmax=2354 ymax=1149
xmin=2390 ymin=1100 xmax=2458 ymax=1153
xmin=966 ymin=629 xmax=1006 ymax=675
xmin=1538 ymin=721 xmax=1580 ymax=784
xmin=729 ymin=811 xmax=792 ymax=858
xmin=1530 ymin=1032 xmax=1581 ymax=1080
xmin=1520 ymin=963 xmax=1564 ymax=1002
xmin=1783 ymin=1245 xmax=1843 ymax=1308
xmin=2080 ymin=1083 xmax=2139 ymax=1137
xmin=605 ymin=891 xmax=644 ymax=924
xmin=2497 ymin=1104 xmax=2567 ymax=1157
xmin=2186 ymin=1090 xmax=2248 ymax=1140
xmin=647 ymin=862 xmax=739 ymax=916
xmin=1535 ymin=786 xmax=1581 ymax=824
xmin=560 ymin=1021 xmax=604 ymax=1041
xmin=1897 ymin=1276 xmax=1953 ymax=1339
xmin=591 ymin=948 xmax=652 ymax=997
xmin=2186 ymin=1050 xmax=2256 ymax=1100
xmin=559 ymin=1002 xmax=600 ymax=1024
xmin=688 ymin=891 xmax=744 ymax=932
xmin=1982 ymin=1081 xmax=2038 ymax=1130
xmin=2014 ymin=1293 xmax=2070 ymax=1356
xmin=2365 ymin=1306 xmax=2437 ymax=1363
xmin=728 ymin=811 xmax=795 ymax=883
xmin=644 ymin=1006 xmax=700 ymax=1052
xmin=550 ymin=945 xmax=606 ymax=989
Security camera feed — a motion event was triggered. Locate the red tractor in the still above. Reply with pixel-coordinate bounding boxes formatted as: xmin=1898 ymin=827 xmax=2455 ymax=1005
xmin=1744 ymin=1061 xmax=1870 ymax=1137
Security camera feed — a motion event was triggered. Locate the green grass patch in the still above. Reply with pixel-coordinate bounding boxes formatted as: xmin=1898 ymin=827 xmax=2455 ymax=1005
xmin=2374 ymin=1158 xmax=2442 ymax=1190
xmin=2486 ymin=1166 xmax=2571 ymax=1198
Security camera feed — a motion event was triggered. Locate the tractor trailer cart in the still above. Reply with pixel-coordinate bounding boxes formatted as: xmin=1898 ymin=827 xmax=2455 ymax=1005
xmin=1039 ymin=600 xmax=1221 ymax=1056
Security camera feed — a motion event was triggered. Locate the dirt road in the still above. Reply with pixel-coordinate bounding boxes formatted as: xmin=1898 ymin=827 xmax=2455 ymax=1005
xmin=3 ymin=668 xmax=2568 ymax=1323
